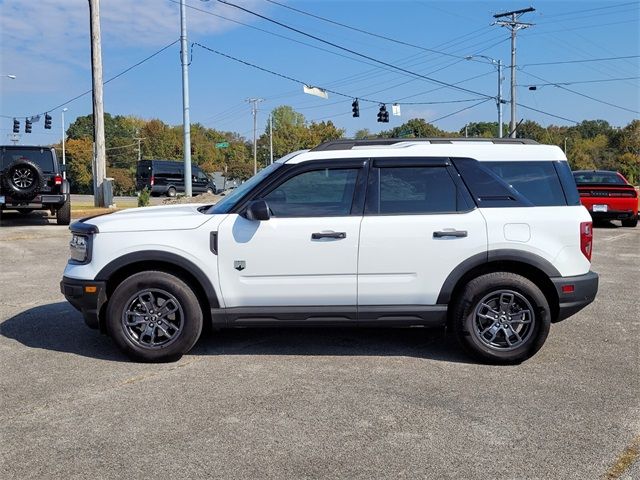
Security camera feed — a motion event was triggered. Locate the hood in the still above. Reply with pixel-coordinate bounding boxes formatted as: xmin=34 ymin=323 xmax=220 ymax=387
xmin=83 ymin=203 xmax=215 ymax=233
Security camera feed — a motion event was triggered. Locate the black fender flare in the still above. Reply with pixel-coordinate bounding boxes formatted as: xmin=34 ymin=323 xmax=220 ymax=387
xmin=95 ymin=250 xmax=220 ymax=308
xmin=437 ymin=249 xmax=561 ymax=304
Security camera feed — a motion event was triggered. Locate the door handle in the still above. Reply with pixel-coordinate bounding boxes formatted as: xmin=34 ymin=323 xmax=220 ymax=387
xmin=433 ymin=230 xmax=468 ymax=238
xmin=311 ymin=231 xmax=347 ymax=240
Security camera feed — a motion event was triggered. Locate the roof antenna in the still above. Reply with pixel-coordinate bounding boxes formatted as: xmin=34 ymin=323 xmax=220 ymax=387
xmin=508 ymin=118 xmax=524 ymax=138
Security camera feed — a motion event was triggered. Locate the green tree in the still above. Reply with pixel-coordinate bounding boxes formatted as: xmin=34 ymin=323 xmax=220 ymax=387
xmin=64 ymin=137 xmax=94 ymax=193
xmin=380 ymin=118 xmax=448 ymax=138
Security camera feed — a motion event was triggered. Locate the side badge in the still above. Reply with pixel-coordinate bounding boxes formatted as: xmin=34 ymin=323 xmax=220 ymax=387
xmin=234 ymin=260 xmax=246 ymax=271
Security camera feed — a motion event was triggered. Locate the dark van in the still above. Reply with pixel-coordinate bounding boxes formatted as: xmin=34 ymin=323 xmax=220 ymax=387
xmin=136 ymin=160 xmax=218 ymax=197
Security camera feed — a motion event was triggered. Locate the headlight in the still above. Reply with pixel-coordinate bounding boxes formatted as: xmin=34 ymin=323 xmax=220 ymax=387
xmin=69 ymin=234 xmax=89 ymax=263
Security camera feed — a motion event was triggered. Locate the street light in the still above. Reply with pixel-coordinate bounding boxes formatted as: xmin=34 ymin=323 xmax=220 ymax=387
xmin=465 ymin=55 xmax=505 ymax=138
xmin=2 ymin=74 xmax=16 ymax=79
xmin=62 ymin=108 xmax=68 ymax=180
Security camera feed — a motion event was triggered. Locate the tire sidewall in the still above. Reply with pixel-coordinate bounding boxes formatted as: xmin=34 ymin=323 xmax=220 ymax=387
xmin=454 ymin=273 xmax=551 ymax=363
xmin=106 ymin=271 xmax=203 ymax=362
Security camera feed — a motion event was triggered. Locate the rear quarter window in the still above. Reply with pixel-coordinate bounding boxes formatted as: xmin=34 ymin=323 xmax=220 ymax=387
xmin=483 ymin=161 xmax=569 ymax=207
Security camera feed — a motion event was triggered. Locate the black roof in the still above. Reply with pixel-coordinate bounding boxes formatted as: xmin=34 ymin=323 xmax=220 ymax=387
xmin=311 ymin=137 xmax=539 ymax=151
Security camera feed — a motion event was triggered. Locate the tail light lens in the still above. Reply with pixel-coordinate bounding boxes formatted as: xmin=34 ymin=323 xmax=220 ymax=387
xmin=580 ymin=221 xmax=593 ymax=261
xmin=150 ymin=175 xmax=155 ymax=186
xmin=54 ymin=175 xmax=63 ymax=186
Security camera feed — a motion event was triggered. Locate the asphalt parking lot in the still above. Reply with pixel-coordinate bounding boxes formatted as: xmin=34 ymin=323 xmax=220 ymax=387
xmin=1 ymin=216 xmax=638 ymax=479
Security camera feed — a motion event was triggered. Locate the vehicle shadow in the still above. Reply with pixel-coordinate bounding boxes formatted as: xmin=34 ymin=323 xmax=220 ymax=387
xmin=0 ymin=210 xmax=52 ymax=226
xmin=1 ymin=302 xmax=473 ymax=364
xmin=593 ymin=219 xmax=622 ymax=229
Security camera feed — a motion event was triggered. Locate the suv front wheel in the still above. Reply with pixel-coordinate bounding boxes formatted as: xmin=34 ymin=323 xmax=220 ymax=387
xmin=106 ymin=271 xmax=203 ymax=362
xmin=452 ymin=272 xmax=551 ymax=364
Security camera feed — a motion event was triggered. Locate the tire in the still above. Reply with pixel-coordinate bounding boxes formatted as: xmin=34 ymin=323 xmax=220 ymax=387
xmin=167 ymin=187 xmax=177 ymax=197
xmin=1 ymin=159 xmax=45 ymax=200
xmin=451 ymin=272 xmax=551 ymax=364
xmin=56 ymin=199 xmax=71 ymax=225
xmin=621 ymin=217 xmax=638 ymax=227
xmin=106 ymin=271 xmax=203 ymax=362
xmin=206 ymin=188 xmax=214 ymax=195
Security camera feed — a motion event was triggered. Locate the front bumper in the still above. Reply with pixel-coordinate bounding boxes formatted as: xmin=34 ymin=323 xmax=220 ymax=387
xmin=551 ymin=271 xmax=599 ymax=323
xmin=60 ymin=276 xmax=107 ymax=330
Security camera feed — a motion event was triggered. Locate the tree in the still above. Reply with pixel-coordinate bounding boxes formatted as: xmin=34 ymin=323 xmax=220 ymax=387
xmin=64 ymin=138 xmax=94 ymax=193
xmin=354 ymin=128 xmax=372 ymax=139
xmin=306 ymin=120 xmax=345 ymax=147
xmin=460 ymin=122 xmax=504 ymax=138
xmin=380 ymin=118 xmax=448 ymax=138
xmin=107 ymin=167 xmax=136 ymax=196
xmin=574 ymin=119 xmax=612 ymax=139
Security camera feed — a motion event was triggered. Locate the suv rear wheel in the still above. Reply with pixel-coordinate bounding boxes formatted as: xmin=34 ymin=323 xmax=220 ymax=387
xmin=106 ymin=271 xmax=203 ymax=362
xmin=56 ymin=199 xmax=71 ymax=225
xmin=452 ymin=272 xmax=551 ymax=364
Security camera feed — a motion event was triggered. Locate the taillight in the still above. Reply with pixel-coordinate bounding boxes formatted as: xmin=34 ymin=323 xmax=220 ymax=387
xmin=580 ymin=221 xmax=593 ymax=261
xmin=54 ymin=175 xmax=63 ymax=186
xmin=150 ymin=175 xmax=155 ymax=186
xmin=609 ymin=192 xmax=636 ymax=197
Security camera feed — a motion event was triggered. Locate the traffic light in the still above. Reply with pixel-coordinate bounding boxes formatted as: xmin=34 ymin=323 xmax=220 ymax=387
xmin=377 ymin=104 xmax=389 ymax=123
xmin=44 ymin=113 xmax=52 ymax=129
xmin=25 ymin=118 xmax=32 ymax=133
xmin=351 ymin=99 xmax=359 ymax=118
xmin=13 ymin=119 xmax=19 ymax=134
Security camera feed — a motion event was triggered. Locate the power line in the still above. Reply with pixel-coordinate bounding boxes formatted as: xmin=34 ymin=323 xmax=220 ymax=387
xmin=1 ymin=39 xmax=179 ymax=119
xmin=538 ymin=1 xmax=637 ymax=19
xmin=429 ymin=99 xmax=492 ymax=123
xmin=521 ymin=71 xmax=640 ymax=114
xmin=264 ymin=0 xmax=488 ymax=63
xmin=520 ymin=55 xmax=640 ymax=67
xmin=193 ymin=42 xmax=485 ymax=106
xmin=169 ymin=0 xmax=415 ymax=77
xmin=516 ymin=103 xmax=578 ymax=124
xmin=216 ymin=0 xmax=493 ymax=99
xmin=521 ymin=76 xmax=640 ymax=87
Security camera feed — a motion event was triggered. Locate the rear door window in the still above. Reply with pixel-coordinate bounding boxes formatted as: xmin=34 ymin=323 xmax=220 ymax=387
xmin=366 ymin=166 xmax=469 ymax=214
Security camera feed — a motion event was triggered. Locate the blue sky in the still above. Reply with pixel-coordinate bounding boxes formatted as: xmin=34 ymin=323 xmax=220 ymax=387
xmin=1 ymin=0 xmax=639 ymax=147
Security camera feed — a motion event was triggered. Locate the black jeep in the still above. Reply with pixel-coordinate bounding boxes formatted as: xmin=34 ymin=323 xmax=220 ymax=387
xmin=0 ymin=145 xmax=71 ymax=225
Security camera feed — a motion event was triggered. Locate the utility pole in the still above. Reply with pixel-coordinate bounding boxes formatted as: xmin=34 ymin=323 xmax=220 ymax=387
xmin=133 ymin=136 xmax=145 ymax=162
xmin=497 ymin=59 xmax=503 ymax=138
xmin=494 ymin=7 xmax=535 ymax=138
xmin=61 ymin=108 xmax=68 ymax=180
xmin=180 ymin=0 xmax=193 ymax=196
xmin=88 ymin=0 xmax=107 ymax=206
xmin=269 ymin=114 xmax=273 ymax=165
xmin=246 ymin=98 xmax=263 ymax=175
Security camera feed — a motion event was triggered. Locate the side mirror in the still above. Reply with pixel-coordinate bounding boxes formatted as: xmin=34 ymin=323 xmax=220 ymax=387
xmin=245 ymin=199 xmax=271 ymax=221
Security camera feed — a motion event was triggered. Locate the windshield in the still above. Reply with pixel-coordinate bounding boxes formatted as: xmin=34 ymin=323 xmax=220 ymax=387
xmin=573 ymin=171 xmax=626 ymax=185
xmin=208 ymin=163 xmax=282 ymax=214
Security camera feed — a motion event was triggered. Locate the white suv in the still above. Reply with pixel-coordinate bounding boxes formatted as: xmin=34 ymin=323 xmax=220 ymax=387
xmin=61 ymin=138 xmax=599 ymax=363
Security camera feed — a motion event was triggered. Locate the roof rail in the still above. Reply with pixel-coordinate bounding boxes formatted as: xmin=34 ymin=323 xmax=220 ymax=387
xmin=310 ymin=137 xmax=539 ymax=151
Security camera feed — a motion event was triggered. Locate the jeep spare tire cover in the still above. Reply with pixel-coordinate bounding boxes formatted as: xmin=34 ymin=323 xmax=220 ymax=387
xmin=1 ymin=158 xmax=45 ymax=200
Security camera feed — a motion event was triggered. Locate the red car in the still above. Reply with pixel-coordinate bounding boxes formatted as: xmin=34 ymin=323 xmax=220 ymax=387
xmin=573 ymin=170 xmax=638 ymax=227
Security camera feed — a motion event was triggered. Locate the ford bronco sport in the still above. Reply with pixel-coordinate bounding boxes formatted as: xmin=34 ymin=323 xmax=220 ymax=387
xmin=61 ymin=138 xmax=598 ymax=363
